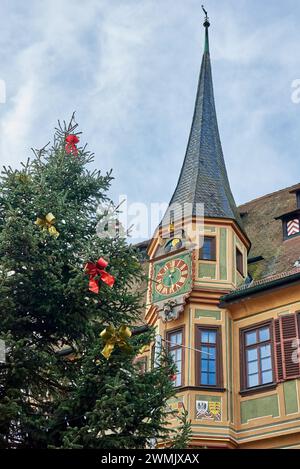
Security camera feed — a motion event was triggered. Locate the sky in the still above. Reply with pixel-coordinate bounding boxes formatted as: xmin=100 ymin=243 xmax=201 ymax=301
xmin=0 ymin=0 xmax=300 ymax=237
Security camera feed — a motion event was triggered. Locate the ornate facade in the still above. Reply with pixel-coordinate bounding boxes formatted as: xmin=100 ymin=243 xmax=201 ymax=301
xmin=138 ymin=15 xmax=300 ymax=449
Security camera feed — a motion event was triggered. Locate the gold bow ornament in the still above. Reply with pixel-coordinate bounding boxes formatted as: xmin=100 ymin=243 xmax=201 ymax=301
xmin=35 ymin=213 xmax=59 ymax=238
xmin=100 ymin=325 xmax=132 ymax=360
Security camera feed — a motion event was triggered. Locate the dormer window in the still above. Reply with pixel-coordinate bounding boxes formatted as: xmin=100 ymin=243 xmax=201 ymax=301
xmin=286 ymin=218 xmax=300 ymax=237
xmin=280 ymin=213 xmax=300 ymax=240
xmin=275 ymin=187 xmax=300 ymax=241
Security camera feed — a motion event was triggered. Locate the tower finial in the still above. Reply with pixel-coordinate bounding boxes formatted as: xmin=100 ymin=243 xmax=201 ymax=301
xmin=202 ymin=5 xmax=210 ymax=28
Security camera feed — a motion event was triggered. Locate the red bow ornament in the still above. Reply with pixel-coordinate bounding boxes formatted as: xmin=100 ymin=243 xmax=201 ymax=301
xmin=65 ymin=134 xmax=79 ymax=156
xmin=85 ymin=258 xmax=115 ymax=294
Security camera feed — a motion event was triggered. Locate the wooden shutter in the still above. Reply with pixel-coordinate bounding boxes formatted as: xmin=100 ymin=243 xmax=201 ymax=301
xmin=274 ymin=319 xmax=284 ymax=381
xmin=274 ymin=315 xmax=300 ymax=381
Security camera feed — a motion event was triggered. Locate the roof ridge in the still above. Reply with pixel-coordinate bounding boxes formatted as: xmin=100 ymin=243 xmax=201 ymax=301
xmin=236 ymin=266 xmax=300 ymax=292
xmin=238 ymin=182 xmax=300 ymax=209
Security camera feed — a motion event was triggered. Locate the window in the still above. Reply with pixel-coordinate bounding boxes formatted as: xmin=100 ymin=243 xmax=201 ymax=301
xmin=199 ymin=236 xmax=216 ymax=261
xmin=196 ymin=326 xmax=222 ymax=387
xmin=167 ymin=329 xmax=184 ymax=387
xmin=241 ymin=323 xmax=274 ymax=390
xmin=284 ymin=217 xmax=300 ymax=239
xmin=236 ymin=248 xmax=244 ymax=276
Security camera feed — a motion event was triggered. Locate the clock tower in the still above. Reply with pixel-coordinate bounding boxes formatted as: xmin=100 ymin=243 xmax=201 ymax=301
xmin=144 ymin=11 xmax=251 ymax=448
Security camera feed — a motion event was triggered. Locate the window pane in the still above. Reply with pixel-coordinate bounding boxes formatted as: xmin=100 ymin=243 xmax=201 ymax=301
xmin=170 ymin=332 xmax=182 ymax=346
xmin=201 ymin=346 xmax=209 ymax=357
xmin=260 ymin=344 xmax=271 ymax=358
xmin=208 ymin=373 xmax=216 ymax=385
xmin=201 ymin=359 xmax=208 ymax=372
xmin=246 ymin=331 xmax=257 ymax=346
xmin=248 ymin=374 xmax=259 ymax=388
xmin=259 ymin=327 xmax=270 ymax=343
xmin=248 ymin=361 xmax=258 ymax=374
xmin=176 ymin=361 xmax=182 ymax=373
xmin=209 ymin=360 xmax=216 ymax=372
xmin=209 ymin=347 xmax=216 ymax=359
xmin=247 ymin=348 xmax=258 ymax=361
xmin=201 ymin=372 xmax=209 ymax=385
xmin=261 ymin=357 xmax=272 ymax=372
xmin=170 ymin=334 xmax=176 ymax=346
xmin=170 ymin=349 xmax=182 ymax=364
xmin=262 ymin=370 xmax=273 ymax=384
xmin=177 ymin=332 xmax=183 ymax=345
xmin=201 ymin=331 xmax=209 ymax=343
xmin=201 ymin=330 xmax=216 ymax=344
xmin=176 ymin=349 xmax=182 ymax=362
xmin=202 ymin=238 xmax=213 ymax=260
xmin=208 ymin=331 xmax=216 ymax=344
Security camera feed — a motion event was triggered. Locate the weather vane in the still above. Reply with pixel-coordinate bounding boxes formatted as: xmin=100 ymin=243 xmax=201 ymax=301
xmin=202 ymin=5 xmax=210 ymax=27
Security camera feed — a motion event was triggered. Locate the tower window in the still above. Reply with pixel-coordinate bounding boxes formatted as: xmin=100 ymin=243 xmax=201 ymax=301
xmin=199 ymin=236 xmax=216 ymax=261
xmin=196 ymin=326 xmax=222 ymax=388
xmin=167 ymin=328 xmax=184 ymax=387
xmin=236 ymin=248 xmax=244 ymax=276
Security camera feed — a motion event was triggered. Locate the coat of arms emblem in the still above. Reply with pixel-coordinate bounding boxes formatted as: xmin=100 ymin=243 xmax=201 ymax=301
xmin=196 ymin=399 xmax=221 ymax=421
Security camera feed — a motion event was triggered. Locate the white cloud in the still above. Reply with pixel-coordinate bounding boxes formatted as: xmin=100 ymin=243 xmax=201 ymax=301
xmin=0 ymin=0 xmax=299 ymax=215
xmin=0 ymin=79 xmax=36 ymax=166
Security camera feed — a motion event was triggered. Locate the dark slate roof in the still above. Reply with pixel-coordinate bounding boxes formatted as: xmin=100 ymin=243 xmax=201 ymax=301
xmin=238 ymin=183 xmax=300 ymax=281
xmin=167 ymin=25 xmax=243 ymax=229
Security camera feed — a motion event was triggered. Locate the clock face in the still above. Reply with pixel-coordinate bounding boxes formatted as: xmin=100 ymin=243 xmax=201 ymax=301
xmin=155 ymin=258 xmax=189 ymax=297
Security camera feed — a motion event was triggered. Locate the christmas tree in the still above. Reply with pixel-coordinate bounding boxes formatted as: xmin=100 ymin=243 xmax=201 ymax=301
xmin=0 ymin=116 xmax=190 ymax=449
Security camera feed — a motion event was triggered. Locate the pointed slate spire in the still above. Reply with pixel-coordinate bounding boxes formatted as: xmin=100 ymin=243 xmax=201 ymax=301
xmin=167 ymin=11 xmax=243 ymax=229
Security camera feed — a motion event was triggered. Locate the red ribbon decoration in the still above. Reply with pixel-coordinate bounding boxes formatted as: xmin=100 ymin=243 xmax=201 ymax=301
xmin=85 ymin=258 xmax=115 ymax=294
xmin=65 ymin=134 xmax=79 ymax=156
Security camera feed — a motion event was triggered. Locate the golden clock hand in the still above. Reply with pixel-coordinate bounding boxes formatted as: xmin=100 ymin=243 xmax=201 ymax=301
xmin=168 ymin=273 xmax=174 ymax=284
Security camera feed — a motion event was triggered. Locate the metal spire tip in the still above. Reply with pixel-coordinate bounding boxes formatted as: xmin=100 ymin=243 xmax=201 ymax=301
xmin=202 ymin=5 xmax=210 ymax=27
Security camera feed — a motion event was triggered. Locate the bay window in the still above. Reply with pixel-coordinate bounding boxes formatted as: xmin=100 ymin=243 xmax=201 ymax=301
xmin=196 ymin=326 xmax=222 ymax=388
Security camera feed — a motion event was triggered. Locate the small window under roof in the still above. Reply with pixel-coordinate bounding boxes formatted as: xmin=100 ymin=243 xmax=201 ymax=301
xmin=275 ymin=209 xmax=300 ymax=241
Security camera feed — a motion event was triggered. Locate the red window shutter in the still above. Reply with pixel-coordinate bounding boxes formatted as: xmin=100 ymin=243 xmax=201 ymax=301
xmin=274 ymin=315 xmax=300 ymax=381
